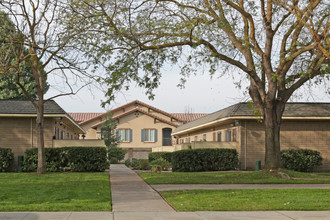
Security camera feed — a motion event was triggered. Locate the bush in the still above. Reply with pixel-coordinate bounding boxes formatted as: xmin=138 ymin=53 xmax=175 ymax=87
xmin=149 ymin=152 xmax=173 ymax=163
xmin=23 ymin=148 xmax=65 ymax=172
xmin=172 ymin=148 xmax=239 ymax=172
xmin=0 ymin=148 xmax=14 ymax=172
xmin=151 ymin=158 xmax=171 ymax=171
xmin=108 ymin=147 xmax=126 ymax=161
xmin=110 ymin=157 xmax=118 ymax=164
xmin=126 ymin=158 xmax=151 ymax=170
xmin=23 ymin=147 xmax=109 ymax=172
xmin=64 ymin=147 xmax=109 ymax=172
xmin=281 ymin=149 xmax=323 ymax=172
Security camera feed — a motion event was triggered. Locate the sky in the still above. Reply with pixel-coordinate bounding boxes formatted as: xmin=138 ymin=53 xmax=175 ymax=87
xmin=46 ymin=69 xmax=330 ymax=114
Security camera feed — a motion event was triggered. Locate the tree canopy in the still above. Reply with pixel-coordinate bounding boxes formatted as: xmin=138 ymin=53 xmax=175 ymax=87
xmin=0 ymin=11 xmax=49 ymax=100
xmin=70 ymin=0 xmax=329 ymax=169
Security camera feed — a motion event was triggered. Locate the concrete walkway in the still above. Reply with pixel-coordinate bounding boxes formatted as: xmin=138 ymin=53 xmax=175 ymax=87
xmin=152 ymin=183 xmax=330 ymax=191
xmin=110 ymin=164 xmax=174 ymax=212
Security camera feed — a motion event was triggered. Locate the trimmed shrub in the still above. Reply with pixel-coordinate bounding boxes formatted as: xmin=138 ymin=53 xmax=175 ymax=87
xmin=108 ymin=147 xmax=126 ymax=161
xmin=172 ymin=148 xmax=239 ymax=172
xmin=126 ymin=158 xmax=151 ymax=170
xmin=23 ymin=147 xmax=109 ymax=172
xmin=110 ymin=157 xmax=118 ymax=164
xmin=23 ymin=148 xmax=65 ymax=172
xmin=148 ymin=152 xmax=173 ymax=163
xmin=151 ymin=158 xmax=171 ymax=171
xmin=0 ymin=148 xmax=14 ymax=172
xmin=281 ymin=149 xmax=323 ymax=172
xmin=64 ymin=147 xmax=109 ymax=172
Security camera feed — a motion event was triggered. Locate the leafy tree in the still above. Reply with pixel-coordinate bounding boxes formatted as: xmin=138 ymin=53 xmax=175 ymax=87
xmin=101 ymin=114 xmax=127 ymax=161
xmin=70 ymin=0 xmax=329 ymax=169
xmin=0 ymin=1 xmax=91 ymax=174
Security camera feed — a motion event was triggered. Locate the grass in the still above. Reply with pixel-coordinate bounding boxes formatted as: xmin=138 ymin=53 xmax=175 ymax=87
xmin=161 ymin=189 xmax=330 ymax=211
xmin=0 ymin=173 xmax=111 ymax=211
xmin=140 ymin=170 xmax=330 ymax=184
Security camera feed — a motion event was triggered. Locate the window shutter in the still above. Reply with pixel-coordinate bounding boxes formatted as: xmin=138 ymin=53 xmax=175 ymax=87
xmin=129 ymin=129 xmax=133 ymax=142
xmin=116 ymin=130 xmax=120 ymax=141
xmin=213 ymin=132 xmax=216 ymax=141
xmin=141 ymin=129 xmax=145 ymax=142
xmin=233 ymin=128 xmax=237 ymax=142
xmin=154 ymin=129 xmax=158 ymax=142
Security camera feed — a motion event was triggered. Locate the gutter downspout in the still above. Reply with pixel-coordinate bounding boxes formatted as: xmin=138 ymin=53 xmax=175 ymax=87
xmin=245 ymin=120 xmax=247 ymax=170
xmin=31 ymin=118 xmax=33 ymax=148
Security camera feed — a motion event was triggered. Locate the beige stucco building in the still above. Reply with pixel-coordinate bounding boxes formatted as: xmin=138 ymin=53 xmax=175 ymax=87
xmin=172 ymin=103 xmax=330 ymax=171
xmin=69 ymin=100 xmax=206 ymax=159
xmin=0 ymin=100 xmax=85 ymax=169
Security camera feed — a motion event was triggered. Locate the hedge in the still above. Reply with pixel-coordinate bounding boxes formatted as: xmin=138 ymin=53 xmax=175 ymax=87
xmin=281 ymin=149 xmax=323 ymax=172
xmin=0 ymin=148 xmax=14 ymax=172
xmin=23 ymin=147 xmax=108 ymax=172
xmin=172 ymin=148 xmax=239 ymax=172
xmin=148 ymin=152 xmax=173 ymax=163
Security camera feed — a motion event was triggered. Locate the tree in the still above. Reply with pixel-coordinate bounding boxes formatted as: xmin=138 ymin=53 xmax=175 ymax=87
xmin=101 ymin=115 xmax=126 ymax=161
xmin=70 ymin=0 xmax=329 ymax=169
xmin=0 ymin=1 xmax=91 ymax=174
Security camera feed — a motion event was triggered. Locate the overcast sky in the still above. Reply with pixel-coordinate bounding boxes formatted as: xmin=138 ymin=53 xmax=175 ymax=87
xmin=46 ymin=68 xmax=330 ymax=114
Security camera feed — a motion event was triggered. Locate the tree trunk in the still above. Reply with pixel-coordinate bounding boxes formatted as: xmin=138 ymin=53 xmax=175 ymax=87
xmin=36 ymin=97 xmax=46 ymax=174
xmin=263 ymin=100 xmax=285 ymax=169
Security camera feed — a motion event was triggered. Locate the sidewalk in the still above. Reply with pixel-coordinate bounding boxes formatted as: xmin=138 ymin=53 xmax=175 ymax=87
xmin=152 ymin=183 xmax=330 ymax=191
xmin=110 ymin=164 xmax=174 ymax=212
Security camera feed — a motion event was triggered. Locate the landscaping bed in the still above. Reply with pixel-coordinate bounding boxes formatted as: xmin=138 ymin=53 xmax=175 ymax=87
xmin=161 ymin=189 xmax=330 ymax=211
xmin=140 ymin=170 xmax=330 ymax=184
xmin=0 ymin=173 xmax=111 ymax=211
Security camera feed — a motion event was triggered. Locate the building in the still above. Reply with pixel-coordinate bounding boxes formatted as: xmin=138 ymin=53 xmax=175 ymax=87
xmin=0 ymin=100 xmax=85 ymax=168
xmin=172 ymin=102 xmax=330 ymax=171
xmin=69 ymin=100 xmax=207 ymax=159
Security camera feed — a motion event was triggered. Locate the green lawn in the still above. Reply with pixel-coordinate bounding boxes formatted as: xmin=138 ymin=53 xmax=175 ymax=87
xmin=0 ymin=173 xmax=111 ymax=211
xmin=140 ymin=170 xmax=330 ymax=184
xmin=161 ymin=189 xmax=330 ymax=211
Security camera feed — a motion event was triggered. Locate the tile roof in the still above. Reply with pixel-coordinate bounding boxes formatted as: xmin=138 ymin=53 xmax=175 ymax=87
xmin=170 ymin=113 xmax=208 ymax=123
xmin=0 ymin=100 xmax=66 ymax=114
xmin=91 ymin=107 xmax=180 ymax=128
xmin=174 ymin=102 xmax=330 ymax=134
xmin=79 ymin=99 xmax=186 ymax=125
xmin=69 ymin=112 xmax=104 ymax=123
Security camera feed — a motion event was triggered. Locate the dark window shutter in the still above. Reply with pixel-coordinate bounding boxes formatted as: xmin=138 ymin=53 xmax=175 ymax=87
xmin=141 ymin=129 xmax=145 ymax=142
xmin=154 ymin=129 xmax=158 ymax=142
xmin=233 ymin=128 xmax=237 ymax=142
xmin=129 ymin=129 xmax=133 ymax=142
xmin=116 ymin=130 xmax=120 ymax=141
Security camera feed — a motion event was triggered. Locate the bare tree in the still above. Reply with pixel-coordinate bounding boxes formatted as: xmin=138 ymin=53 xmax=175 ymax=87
xmin=0 ymin=0 xmax=93 ymax=174
xmin=69 ymin=0 xmax=329 ymax=169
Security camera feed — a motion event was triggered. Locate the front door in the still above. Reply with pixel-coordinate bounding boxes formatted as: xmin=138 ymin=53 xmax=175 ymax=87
xmin=162 ymin=128 xmax=172 ymax=146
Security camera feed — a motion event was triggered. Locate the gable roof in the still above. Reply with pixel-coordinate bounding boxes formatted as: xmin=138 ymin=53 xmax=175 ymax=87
xmin=173 ymin=102 xmax=330 ymax=135
xmin=170 ymin=113 xmax=208 ymax=123
xmin=69 ymin=112 xmax=104 ymax=123
xmin=0 ymin=99 xmax=66 ymax=114
xmin=0 ymin=99 xmax=85 ymax=133
xmin=91 ymin=107 xmax=180 ymax=128
xmin=79 ymin=99 xmax=186 ymax=125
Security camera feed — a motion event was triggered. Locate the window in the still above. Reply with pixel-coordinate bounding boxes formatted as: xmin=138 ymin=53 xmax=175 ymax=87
xmin=217 ymin=132 xmax=222 ymax=142
xmin=226 ymin=130 xmax=232 ymax=142
xmin=180 ymin=139 xmax=184 ymax=144
xmin=60 ymin=130 xmax=64 ymax=139
xmin=116 ymin=129 xmax=132 ymax=142
xmin=194 ymin=136 xmax=198 ymax=142
xmin=203 ymin=134 xmax=207 ymax=141
xmin=141 ymin=129 xmax=157 ymax=142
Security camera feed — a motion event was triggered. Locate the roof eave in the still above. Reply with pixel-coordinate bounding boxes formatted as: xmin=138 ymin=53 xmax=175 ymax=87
xmin=172 ymin=116 xmax=330 ymax=135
